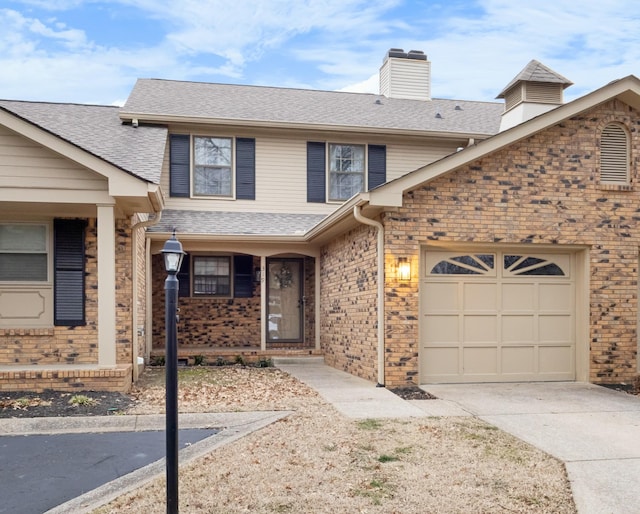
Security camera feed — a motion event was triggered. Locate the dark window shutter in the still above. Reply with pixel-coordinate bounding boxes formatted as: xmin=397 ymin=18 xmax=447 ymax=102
xmin=54 ymin=219 xmax=86 ymax=326
xmin=170 ymin=134 xmax=190 ymax=197
xmin=177 ymin=254 xmax=190 ymax=298
xmin=307 ymin=142 xmax=326 ymax=203
xmin=367 ymin=145 xmax=386 ymax=190
xmin=236 ymin=138 xmax=256 ymax=200
xmin=234 ymin=255 xmax=254 ymax=298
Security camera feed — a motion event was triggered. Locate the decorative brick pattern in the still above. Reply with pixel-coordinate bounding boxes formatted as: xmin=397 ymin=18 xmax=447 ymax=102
xmin=320 ymin=224 xmax=379 ymax=383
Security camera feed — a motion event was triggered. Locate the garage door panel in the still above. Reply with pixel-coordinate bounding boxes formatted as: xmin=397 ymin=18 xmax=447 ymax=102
xmin=539 ymin=315 xmax=573 ymax=342
xmin=422 ymin=347 xmax=459 ymax=376
xmin=463 ymin=347 xmax=497 ymax=374
xmin=502 ymin=282 xmax=535 ymax=311
xmin=424 ymin=315 xmax=459 ymax=343
xmin=463 ymin=282 xmax=497 ymax=310
xmin=539 ymin=345 xmax=574 ymax=374
xmin=502 ymin=315 xmax=534 ymax=342
xmin=424 ymin=282 xmax=459 ymax=312
xmin=421 ymin=249 xmax=576 ymax=384
xmin=463 ymin=315 xmax=497 ymax=342
xmin=539 ymin=283 xmax=572 ymax=311
xmin=502 ymin=346 xmax=535 ymax=374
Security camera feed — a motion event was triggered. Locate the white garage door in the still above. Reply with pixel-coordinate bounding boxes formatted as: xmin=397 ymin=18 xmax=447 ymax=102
xmin=420 ymin=249 xmax=575 ymax=383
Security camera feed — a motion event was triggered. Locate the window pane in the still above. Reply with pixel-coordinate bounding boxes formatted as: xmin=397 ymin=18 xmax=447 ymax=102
xmin=194 ymin=137 xmax=231 ymax=166
xmin=193 ymin=256 xmax=231 ymax=296
xmin=0 ymin=224 xmax=46 ymax=252
xmin=194 ymin=166 xmax=232 ymax=196
xmin=0 ymin=254 xmax=47 ymax=281
xmin=329 ymin=144 xmax=364 ymax=172
xmin=193 ymin=137 xmax=232 ymax=197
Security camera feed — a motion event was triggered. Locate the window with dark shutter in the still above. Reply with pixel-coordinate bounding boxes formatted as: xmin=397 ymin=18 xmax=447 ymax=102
xmin=600 ymin=123 xmax=629 ymax=184
xmin=368 ymin=145 xmax=386 ymax=190
xmin=170 ymin=134 xmax=191 ymax=197
xmin=234 ymin=255 xmax=254 ymax=298
xmin=307 ymin=142 xmax=326 ymax=203
xmin=177 ymin=254 xmax=190 ymax=298
xmin=54 ymin=219 xmax=86 ymax=326
xmin=236 ymin=138 xmax=256 ymax=200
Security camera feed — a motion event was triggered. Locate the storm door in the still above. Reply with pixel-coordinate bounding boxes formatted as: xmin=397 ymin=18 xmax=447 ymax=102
xmin=266 ymin=258 xmax=303 ymax=342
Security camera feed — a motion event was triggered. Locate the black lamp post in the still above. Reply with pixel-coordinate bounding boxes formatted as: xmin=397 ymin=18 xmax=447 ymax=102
xmin=161 ymin=232 xmax=185 ymax=514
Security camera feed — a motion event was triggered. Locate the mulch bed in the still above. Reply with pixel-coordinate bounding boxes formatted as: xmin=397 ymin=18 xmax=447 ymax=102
xmin=0 ymin=390 xmax=135 ymax=418
xmin=389 ymin=386 xmax=437 ymax=400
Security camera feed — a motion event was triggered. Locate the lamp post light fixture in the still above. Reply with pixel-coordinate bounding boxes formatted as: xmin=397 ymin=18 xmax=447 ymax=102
xmin=161 ymin=231 xmax=186 ymax=514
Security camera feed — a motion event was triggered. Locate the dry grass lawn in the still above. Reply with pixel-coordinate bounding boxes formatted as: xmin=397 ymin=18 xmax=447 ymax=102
xmin=95 ymin=366 xmax=576 ymax=513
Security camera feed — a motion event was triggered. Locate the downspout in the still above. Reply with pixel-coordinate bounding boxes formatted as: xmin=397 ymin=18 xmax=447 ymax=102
xmin=131 ymin=212 xmax=162 ymax=382
xmin=353 ymin=205 xmax=385 ymax=387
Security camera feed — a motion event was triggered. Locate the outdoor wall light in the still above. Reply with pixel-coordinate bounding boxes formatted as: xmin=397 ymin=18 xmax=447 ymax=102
xmin=254 ymin=267 xmax=262 ymax=283
xmin=397 ymin=257 xmax=411 ymax=282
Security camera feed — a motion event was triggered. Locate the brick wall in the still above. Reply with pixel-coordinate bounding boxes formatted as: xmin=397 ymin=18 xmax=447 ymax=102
xmin=320 ymin=224 xmax=379 ymax=382
xmin=1 ymin=217 xmax=136 ymax=391
xmin=382 ymin=99 xmax=640 ymax=385
xmin=151 ymin=254 xmax=262 ymax=349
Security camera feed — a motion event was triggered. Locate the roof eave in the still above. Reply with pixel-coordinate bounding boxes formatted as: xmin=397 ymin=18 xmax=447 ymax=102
xmin=118 ymin=111 xmax=495 ymax=139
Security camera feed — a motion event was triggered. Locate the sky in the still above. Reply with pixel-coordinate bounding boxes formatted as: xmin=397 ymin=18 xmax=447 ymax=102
xmin=1 ymin=0 xmax=639 ymax=106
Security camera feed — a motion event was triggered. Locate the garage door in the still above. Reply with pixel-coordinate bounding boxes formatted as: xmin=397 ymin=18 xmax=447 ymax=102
xmin=420 ymin=249 xmax=575 ymax=383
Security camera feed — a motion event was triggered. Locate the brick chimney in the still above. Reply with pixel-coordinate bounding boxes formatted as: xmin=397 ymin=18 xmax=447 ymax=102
xmin=379 ymin=49 xmax=431 ymax=101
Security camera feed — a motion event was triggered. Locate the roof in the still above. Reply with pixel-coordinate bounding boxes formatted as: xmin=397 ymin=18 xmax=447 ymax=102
xmin=497 ymin=60 xmax=573 ymax=98
xmin=148 ymin=209 xmax=327 ymax=237
xmin=0 ymin=100 xmax=167 ymax=184
xmin=120 ymin=79 xmax=503 ymax=137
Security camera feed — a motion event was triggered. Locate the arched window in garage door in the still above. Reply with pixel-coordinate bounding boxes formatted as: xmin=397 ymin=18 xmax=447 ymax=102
xmin=430 ymin=253 xmax=566 ymax=277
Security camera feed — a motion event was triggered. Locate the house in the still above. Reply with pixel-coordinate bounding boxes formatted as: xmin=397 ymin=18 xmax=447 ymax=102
xmin=1 ymin=50 xmax=639 ymax=392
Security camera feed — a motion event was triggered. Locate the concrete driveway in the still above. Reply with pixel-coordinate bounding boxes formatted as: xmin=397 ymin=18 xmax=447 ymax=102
xmin=423 ymin=382 xmax=640 ymax=514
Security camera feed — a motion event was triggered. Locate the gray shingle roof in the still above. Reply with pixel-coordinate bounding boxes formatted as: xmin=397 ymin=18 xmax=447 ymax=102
xmin=0 ymin=100 xmax=167 ymax=184
xmin=121 ymin=79 xmax=503 ymax=136
xmin=497 ymin=60 xmax=573 ymax=98
xmin=149 ymin=209 xmax=327 ymax=236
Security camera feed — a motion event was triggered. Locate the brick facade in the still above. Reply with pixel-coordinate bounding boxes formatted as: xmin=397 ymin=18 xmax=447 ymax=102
xmin=320 ymin=224 xmax=379 ymax=383
xmin=380 ymin=99 xmax=640 ymax=386
xmin=151 ymin=254 xmax=317 ymax=357
xmin=0 ymin=217 xmax=136 ymax=392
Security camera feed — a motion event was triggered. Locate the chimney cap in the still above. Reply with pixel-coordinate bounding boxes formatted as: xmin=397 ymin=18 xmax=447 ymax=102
xmin=386 ymin=48 xmax=407 ymax=60
xmin=407 ymin=50 xmax=427 ymax=61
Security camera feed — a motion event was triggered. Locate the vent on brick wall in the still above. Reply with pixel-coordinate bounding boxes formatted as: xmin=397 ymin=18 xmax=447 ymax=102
xmin=600 ymin=123 xmax=629 ymax=184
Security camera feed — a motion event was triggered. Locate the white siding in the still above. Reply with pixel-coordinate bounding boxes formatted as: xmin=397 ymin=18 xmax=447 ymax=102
xmin=0 ymin=126 xmax=108 ymax=192
xmin=162 ymin=129 xmax=459 ymax=214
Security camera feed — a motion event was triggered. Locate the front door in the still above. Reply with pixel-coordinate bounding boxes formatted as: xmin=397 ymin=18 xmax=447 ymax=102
xmin=266 ymin=258 xmax=304 ymax=343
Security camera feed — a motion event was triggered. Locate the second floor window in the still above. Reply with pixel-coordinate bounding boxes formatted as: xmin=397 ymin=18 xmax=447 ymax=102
xmin=329 ymin=144 xmax=365 ymax=201
xmin=194 ymin=136 xmax=233 ymax=196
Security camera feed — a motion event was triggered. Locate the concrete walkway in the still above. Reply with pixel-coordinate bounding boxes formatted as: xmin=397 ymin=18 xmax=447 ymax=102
xmin=276 ymin=357 xmax=640 ymax=514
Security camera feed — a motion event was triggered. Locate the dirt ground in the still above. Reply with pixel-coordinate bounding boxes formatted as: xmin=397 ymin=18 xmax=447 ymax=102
xmin=3 ymin=366 xmax=577 ymax=513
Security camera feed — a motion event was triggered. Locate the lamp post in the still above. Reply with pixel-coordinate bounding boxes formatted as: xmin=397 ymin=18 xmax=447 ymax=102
xmin=161 ymin=232 xmax=185 ymax=514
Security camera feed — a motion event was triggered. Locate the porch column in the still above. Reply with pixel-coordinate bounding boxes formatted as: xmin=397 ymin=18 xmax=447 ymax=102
xmin=97 ymin=204 xmax=117 ymax=367
xmin=315 ymin=257 xmax=320 ymax=350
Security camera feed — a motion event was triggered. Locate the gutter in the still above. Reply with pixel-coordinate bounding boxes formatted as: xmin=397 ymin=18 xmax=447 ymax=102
xmin=353 ymin=205 xmax=385 ymax=387
xmin=130 ymin=212 xmax=162 ymax=382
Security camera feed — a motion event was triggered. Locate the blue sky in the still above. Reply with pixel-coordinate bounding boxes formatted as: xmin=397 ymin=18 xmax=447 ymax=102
xmin=1 ymin=0 xmax=639 ymax=106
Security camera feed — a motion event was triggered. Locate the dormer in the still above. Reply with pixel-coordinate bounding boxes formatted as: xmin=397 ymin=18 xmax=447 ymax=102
xmin=497 ymin=60 xmax=572 ymax=131
xmin=379 ymin=48 xmax=431 ymax=101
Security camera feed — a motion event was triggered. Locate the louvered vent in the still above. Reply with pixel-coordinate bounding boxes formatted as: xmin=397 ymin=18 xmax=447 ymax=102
xmin=504 ymin=86 xmax=523 ymax=111
xmin=524 ymin=82 xmax=563 ymax=104
xmin=600 ymin=123 xmax=629 ymax=183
